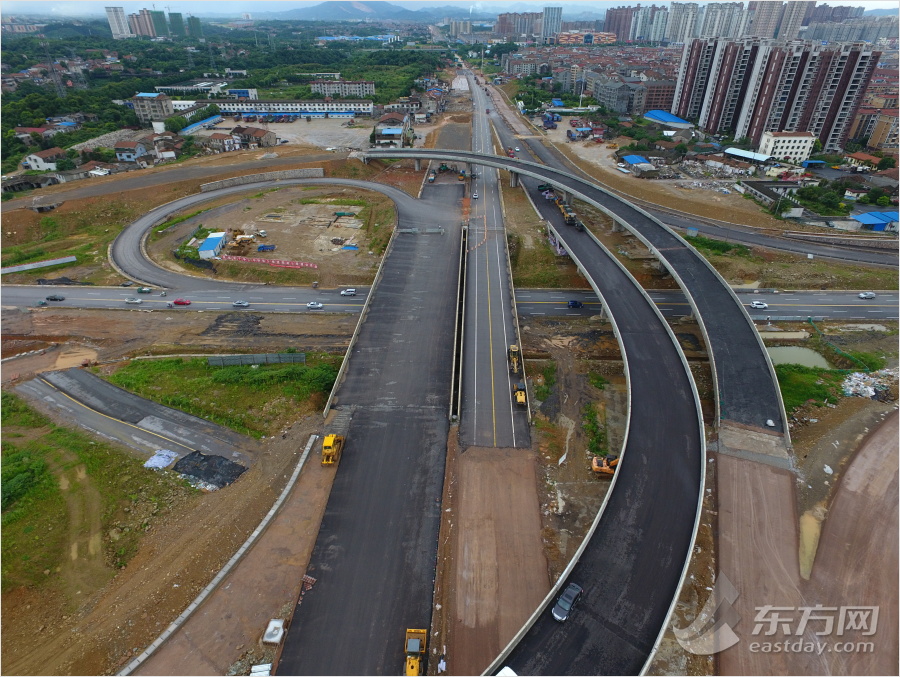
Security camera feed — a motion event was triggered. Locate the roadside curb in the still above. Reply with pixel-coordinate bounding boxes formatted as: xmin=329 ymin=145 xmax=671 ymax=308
xmin=118 ymin=433 xmax=319 ymax=676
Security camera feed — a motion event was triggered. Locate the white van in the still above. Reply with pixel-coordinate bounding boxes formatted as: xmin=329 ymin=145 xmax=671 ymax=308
xmin=340 ymin=288 xmax=356 ymax=296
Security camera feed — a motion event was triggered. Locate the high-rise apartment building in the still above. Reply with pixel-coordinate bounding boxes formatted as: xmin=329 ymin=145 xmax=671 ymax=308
xmin=673 ymin=38 xmax=880 ymax=152
xmin=541 ymin=7 xmax=563 ymax=43
xmin=495 ymin=12 xmax=542 ymax=36
xmin=105 ymin=7 xmax=134 ymax=39
xmin=149 ymin=10 xmax=168 ymax=37
xmin=169 ymin=12 xmax=186 ymax=37
xmin=605 ymin=6 xmax=636 ymax=42
xmin=667 ymin=2 xmax=699 ymax=44
xmin=449 ymin=20 xmax=471 ymax=37
xmin=128 ymin=9 xmax=155 ymax=37
xmin=809 ymin=4 xmax=865 ymax=23
xmin=630 ymin=5 xmax=667 ymax=42
xmin=187 ymin=16 xmax=203 ymax=38
xmin=697 ymin=2 xmax=749 ymax=38
xmin=746 ymin=1 xmax=783 ymax=38
xmin=776 ymin=0 xmax=814 ymax=39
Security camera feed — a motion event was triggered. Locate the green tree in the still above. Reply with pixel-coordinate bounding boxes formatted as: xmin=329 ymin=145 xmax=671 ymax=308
xmin=877 ymin=156 xmax=896 ymax=170
xmin=876 ymin=195 xmax=891 ymax=206
xmin=56 ymin=157 xmax=75 ymax=171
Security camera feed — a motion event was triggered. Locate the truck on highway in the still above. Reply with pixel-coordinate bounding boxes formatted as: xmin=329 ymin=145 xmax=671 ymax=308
xmin=404 ymin=628 xmax=427 ymax=676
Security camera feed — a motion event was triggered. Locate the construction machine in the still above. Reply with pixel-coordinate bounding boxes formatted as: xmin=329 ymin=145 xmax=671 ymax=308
xmin=591 ymin=455 xmax=618 ymax=476
xmin=508 ymin=344 xmax=520 ymax=375
xmin=405 ymin=628 xmax=428 ymax=676
xmin=606 ymin=142 xmax=618 ymax=149
xmin=321 ymin=434 xmax=344 ymax=466
xmin=513 ymin=382 xmax=527 ymax=406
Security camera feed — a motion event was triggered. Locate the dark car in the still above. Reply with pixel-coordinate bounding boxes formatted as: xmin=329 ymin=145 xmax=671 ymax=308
xmin=551 ymin=582 xmax=583 ymax=622
xmin=120 ymin=281 xmax=134 ymax=287
xmin=45 ymin=294 xmax=65 ymax=302
xmin=567 ymin=300 xmax=584 ymax=309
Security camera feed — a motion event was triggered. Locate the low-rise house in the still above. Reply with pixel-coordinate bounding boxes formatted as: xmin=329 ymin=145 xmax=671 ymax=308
xmin=23 ymin=146 xmax=66 ymax=171
xmin=844 ymin=151 xmax=881 ymax=168
xmin=231 ymin=125 xmax=276 ymax=148
xmin=14 ymin=126 xmax=62 ymax=144
xmin=115 ymin=140 xmax=150 ymax=163
xmin=204 ymin=132 xmax=238 ymax=152
xmin=843 ymin=187 xmax=869 ymax=200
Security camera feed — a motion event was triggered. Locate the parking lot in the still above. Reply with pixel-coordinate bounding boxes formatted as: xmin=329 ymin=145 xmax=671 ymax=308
xmin=192 ymin=116 xmax=374 ymax=152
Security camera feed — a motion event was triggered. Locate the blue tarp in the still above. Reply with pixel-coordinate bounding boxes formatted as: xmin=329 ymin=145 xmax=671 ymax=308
xmin=851 ymin=211 xmax=898 ymax=227
xmin=380 ymin=127 xmax=403 ymax=135
xmin=623 ymin=155 xmax=650 ymax=165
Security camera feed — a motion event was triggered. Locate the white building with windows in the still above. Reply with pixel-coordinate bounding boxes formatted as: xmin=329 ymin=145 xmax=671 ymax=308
xmin=170 ymin=99 xmax=375 ymax=117
xmin=105 ymin=6 xmax=134 ymax=39
xmin=757 ymin=131 xmax=816 ymax=163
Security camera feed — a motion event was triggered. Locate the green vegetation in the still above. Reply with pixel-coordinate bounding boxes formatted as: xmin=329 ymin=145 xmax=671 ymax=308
xmin=792 ymin=183 xmax=851 ymax=216
xmin=534 ymin=362 xmax=557 ymax=401
xmin=581 ymin=403 xmax=608 ymax=457
xmin=155 ymin=209 xmax=208 ymax=233
xmin=588 ymin=372 xmax=608 ymax=390
xmin=687 ymin=234 xmax=752 ymax=257
xmin=1 ymin=392 xmax=194 ymax=590
xmin=774 ymin=364 xmax=845 ymax=411
xmin=103 ymin=357 xmax=341 ymax=438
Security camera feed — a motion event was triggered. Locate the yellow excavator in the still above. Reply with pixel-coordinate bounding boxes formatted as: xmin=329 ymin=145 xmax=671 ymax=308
xmin=591 ymin=455 xmax=618 ymax=476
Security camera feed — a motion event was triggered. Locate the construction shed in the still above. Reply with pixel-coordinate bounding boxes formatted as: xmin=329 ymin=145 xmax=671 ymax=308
xmin=198 ymin=232 xmax=226 ymax=259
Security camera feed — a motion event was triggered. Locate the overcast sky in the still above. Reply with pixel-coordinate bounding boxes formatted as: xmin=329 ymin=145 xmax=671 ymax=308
xmin=1 ymin=0 xmax=898 ymax=18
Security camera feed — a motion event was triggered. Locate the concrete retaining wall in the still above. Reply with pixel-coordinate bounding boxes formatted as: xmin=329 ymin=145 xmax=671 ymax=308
xmin=200 ymin=168 xmax=324 ymax=192
xmin=783 ymin=231 xmax=898 ymax=250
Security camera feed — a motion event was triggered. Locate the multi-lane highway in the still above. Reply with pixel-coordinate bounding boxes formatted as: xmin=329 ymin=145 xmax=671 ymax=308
xmin=460 ymin=73 xmax=530 ymax=448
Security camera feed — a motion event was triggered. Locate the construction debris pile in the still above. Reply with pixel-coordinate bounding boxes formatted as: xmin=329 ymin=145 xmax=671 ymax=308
xmin=841 ymin=368 xmax=898 ymax=400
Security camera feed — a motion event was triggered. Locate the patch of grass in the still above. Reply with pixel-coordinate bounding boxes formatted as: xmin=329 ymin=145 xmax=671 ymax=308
xmin=103 ymin=357 xmax=341 ymax=438
xmin=588 ymin=372 xmax=608 ymax=390
xmin=154 ymin=209 xmax=208 ymax=233
xmin=774 ymin=364 xmax=845 ymax=411
xmin=687 ymin=235 xmax=752 ymax=257
xmin=534 ymin=361 xmax=557 ymax=401
xmin=1 ymin=393 xmax=194 ymax=590
xmin=581 ymin=403 xmax=607 ymax=456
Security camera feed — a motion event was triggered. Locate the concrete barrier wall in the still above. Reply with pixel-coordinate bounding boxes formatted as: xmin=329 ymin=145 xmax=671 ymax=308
xmin=200 ymin=168 xmax=324 ymax=192
xmin=783 ymin=232 xmax=898 ymax=250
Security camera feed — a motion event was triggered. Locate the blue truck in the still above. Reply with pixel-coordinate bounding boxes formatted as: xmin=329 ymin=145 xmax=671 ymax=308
xmin=257 ymin=244 xmax=276 ymax=252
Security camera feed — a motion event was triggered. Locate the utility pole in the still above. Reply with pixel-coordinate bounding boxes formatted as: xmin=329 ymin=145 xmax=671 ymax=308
xmin=208 ymin=41 xmax=216 ymax=70
xmin=186 ymin=47 xmax=195 ymax=69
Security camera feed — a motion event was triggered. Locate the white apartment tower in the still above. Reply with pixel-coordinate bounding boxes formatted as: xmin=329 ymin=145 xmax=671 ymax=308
xmin=697 ymin=2 xmax=749 ymax=38
xmin=541 ymin=6 xmax=563 ymax=43
xmin=105 ymin=6 xmax=134 ymax=39
xmin=667 ymin=2 xmax=699 ymax=44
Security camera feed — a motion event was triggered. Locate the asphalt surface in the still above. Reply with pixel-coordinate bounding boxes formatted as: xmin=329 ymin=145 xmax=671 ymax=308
xmin=276 ymin=187 xmax=462 ymax=675
xmin=14 ymin=369 xmax=255 ymax=465
xmin=460 ymin=73 xmax=530 ymax=448
xmin=500 ymin=204 xmax=703 ymax=674
xmin=365 ymin=148 xmax=787 ymax=433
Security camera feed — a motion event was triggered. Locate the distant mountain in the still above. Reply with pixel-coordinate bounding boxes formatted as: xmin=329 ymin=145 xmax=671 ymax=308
xmin=274 ymin=1 xmax=421 ymax=21
xmin=863 ymin=8 xmax=898 ymax=16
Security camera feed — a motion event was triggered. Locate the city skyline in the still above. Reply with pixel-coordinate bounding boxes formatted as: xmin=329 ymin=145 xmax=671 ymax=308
xmin=2 ymin=0 xmax=898 ymax=19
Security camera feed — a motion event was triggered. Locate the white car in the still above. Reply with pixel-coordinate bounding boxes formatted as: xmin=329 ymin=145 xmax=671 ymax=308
xmin=340 ymin=288 xmax=356 ymax=296
xmin=232 ymin=300 xmax=250 ymax=307
xmin=472 ymin=192 xmax=479 ymax=199
xmin=307 ymin=301 xmax=324 ymax=310
xmin=515 ymin=147 xmax=520 ymax=152
xmin=749 ymin=300 xmax=768 ymax=309
xmin=125 ymin=297 xmax=142 ymax=304
xmin=858 ymin=292 xmax=876 ymax=299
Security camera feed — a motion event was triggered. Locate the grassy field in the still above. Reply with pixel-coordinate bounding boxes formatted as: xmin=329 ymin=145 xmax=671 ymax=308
xmin=100 ymin=356 xmax=342 ymax=438
xmin=774 ymin=364 xmax=847 ymax=411
xmin=1 ymin=392 xmax=195 ymax=592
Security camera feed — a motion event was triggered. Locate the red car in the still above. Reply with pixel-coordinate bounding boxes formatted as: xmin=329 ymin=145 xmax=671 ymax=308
xmin=173 ymin=298 xmax=191 ymax=305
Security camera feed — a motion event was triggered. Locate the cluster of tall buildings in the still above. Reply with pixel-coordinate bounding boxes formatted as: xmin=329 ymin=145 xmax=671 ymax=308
xmin=105 ymin=6 xmax=202 ymax=40
xmin=494 ymin=6 xmax=563 ymax=43
xmin=673 ymin=37 xmax=881 ymax=152
xmin=604 ymin=1 xmax=816 ymax=44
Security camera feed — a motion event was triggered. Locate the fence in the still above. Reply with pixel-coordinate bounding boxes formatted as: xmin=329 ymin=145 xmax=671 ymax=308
xmin=207 ymin=353 xmax=306 ymax=367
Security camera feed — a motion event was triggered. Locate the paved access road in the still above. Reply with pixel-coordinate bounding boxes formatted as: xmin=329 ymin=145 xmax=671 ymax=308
xmin=460 ymin=72 xmax=530 ymax=449
xmin=15 ymin=369 xmax=256 ymax=465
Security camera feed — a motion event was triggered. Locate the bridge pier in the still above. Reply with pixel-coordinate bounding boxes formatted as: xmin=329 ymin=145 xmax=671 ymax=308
xmin=414 ymin=158 xmax=422 ymax=172
xmin=510 ymin=171 xmax=519 ymax=188
xmin=611 ymin=219 xmax=624 ymax=233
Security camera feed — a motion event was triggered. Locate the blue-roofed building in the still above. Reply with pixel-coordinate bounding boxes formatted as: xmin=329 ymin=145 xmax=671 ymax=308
xmin=643 ymin=110 xmax=693 ymax=129
xmin=724 ymin=147 xmax=771 ymax=164
xmin=851 ymin=211 xmax=898 ymax=232
xmin=551 ymin=98 xmax=564 ymax=107
xmin=623 ymin=155 xmax=650 ymax=165
xmin=198 ymin=232 xmax=226 ymax=259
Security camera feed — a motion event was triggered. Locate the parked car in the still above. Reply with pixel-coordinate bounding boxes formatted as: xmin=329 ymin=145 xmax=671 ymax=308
xmin=307 ymin=301 xmax=324 ymax=310
xmin=137 ymin=287 xmax=153 ymax=294
xmin=749 ymin=300 xmax=768 ymax=309
xmin=551 ymin=582 xmax=584 ymax=622
xmin=567 ymin=300 xmax=584 ymax=308
xmin=340 ymin=289 xmax=357 ymax=296
xmin=120 ymin=281 xmax=134 ymax=287
xmin=45 ymin=294 xmax=65 ymax=301
xmin=858 ymin=292 xmax=876 ymax=299
xmin=231 ymin=300 xmax=250 ymax=307
xmin=173 ymin=298 xmax=191 ymax=305
xmin=124 ymin=297 xmax=142 ymax=304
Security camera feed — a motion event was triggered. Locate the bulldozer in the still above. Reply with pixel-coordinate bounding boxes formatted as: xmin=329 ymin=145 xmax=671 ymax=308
xmin=404 ymin=628 xmax=427 ymax=676
xmin=591 ymin=455 xmax=618 ymax=476
xmin=508 ymin=344 xmax=520 ymax=375
xmin=321 ymin=434 xmax=344 ymax=466
xmin=606 ymin=142 xmax=618 ymax=149
xmin=513 ymin=382 xmax=527 ymax=406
